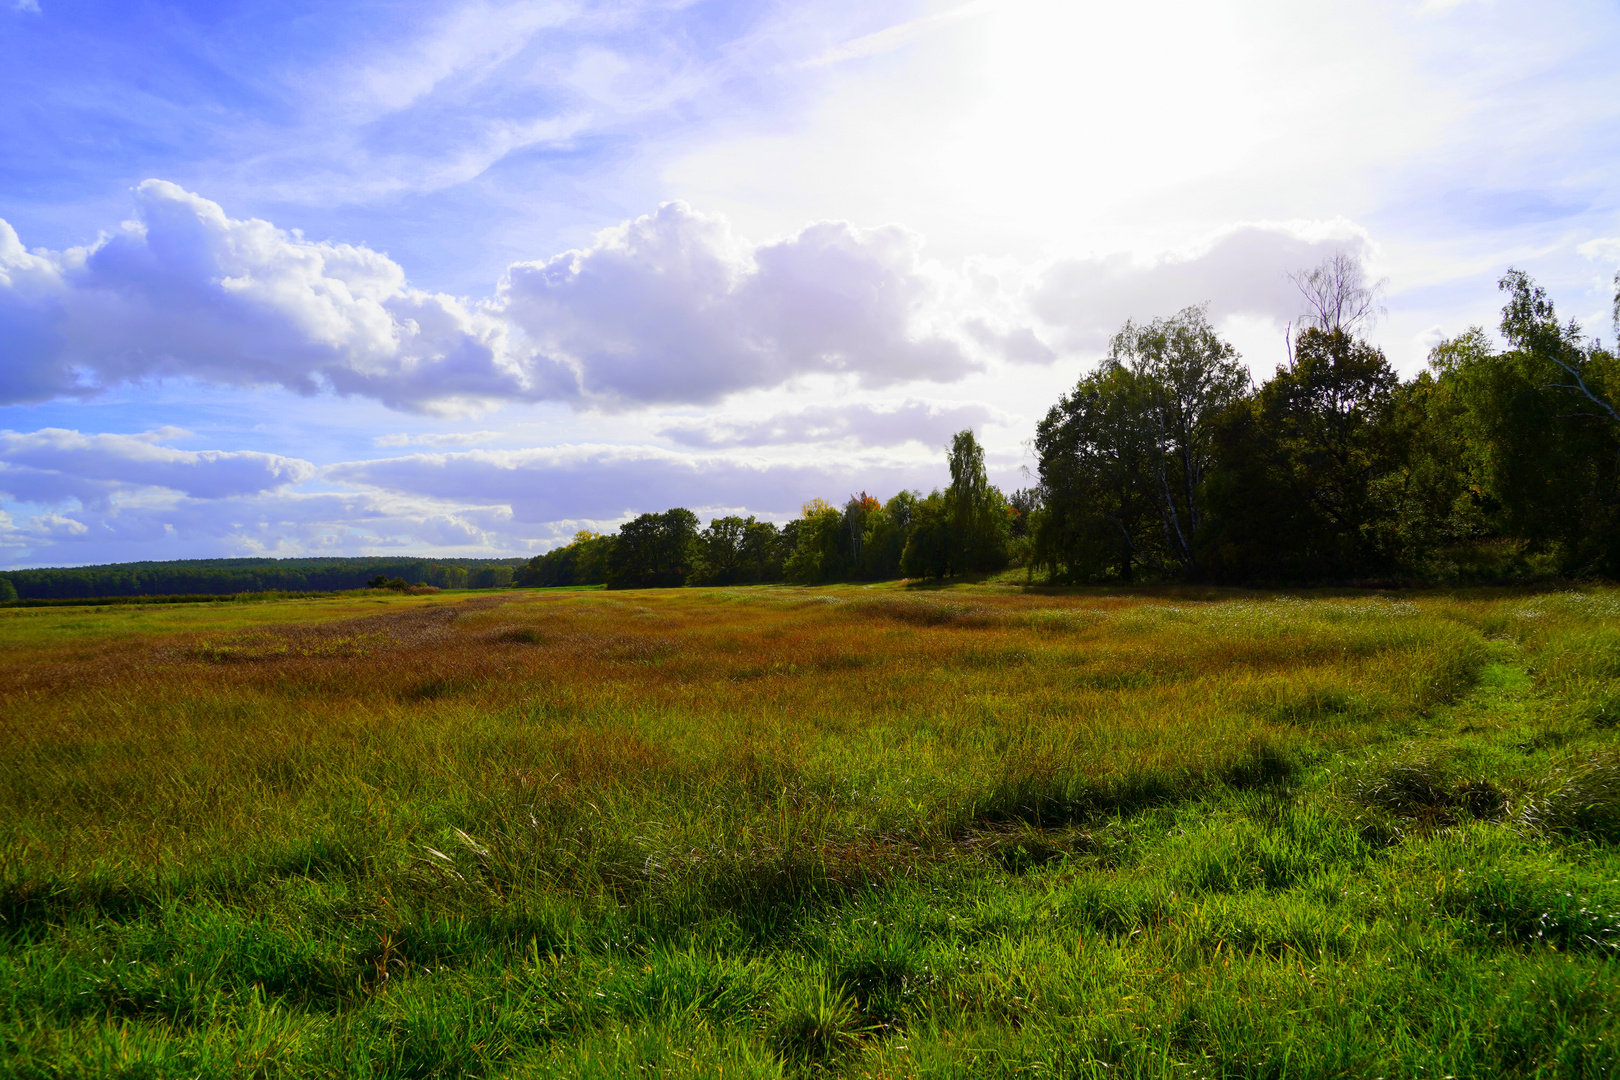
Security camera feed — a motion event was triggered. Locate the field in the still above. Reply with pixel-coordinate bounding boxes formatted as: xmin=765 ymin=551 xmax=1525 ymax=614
xmin=2 ymin=581 xmax=1619 ymax=1077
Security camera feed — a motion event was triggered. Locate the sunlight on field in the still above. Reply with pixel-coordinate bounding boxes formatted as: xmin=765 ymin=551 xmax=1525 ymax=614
xmin=3 ymin=584 xmax=1618 ymax=1076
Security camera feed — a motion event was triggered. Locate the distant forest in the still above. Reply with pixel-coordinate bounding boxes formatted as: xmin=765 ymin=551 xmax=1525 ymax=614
xmin=0 ymin=557 xmax=526 ymax=602
xmin=3 ymin=261 xmax=1617 ymax=601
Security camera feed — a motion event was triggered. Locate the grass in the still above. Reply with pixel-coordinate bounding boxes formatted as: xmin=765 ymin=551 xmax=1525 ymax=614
xmin=1 ymin=581 xmax=1617 ymax=1077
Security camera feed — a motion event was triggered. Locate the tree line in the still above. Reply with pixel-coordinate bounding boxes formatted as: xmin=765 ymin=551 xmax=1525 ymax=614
xmin=516 ymin=430 xmax=1027 ymax=589
xmin=0 ymin=557 xmax=526 ymax=601
xmin=1033 ymin=265 xmax=1620 ymax=582
xmin=525 ymin=259 xmax=1620 ymax=590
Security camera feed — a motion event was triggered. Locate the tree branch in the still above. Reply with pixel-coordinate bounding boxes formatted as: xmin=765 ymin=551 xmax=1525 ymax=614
xmin=1544 ymin=359 xmax=1620 ymax=426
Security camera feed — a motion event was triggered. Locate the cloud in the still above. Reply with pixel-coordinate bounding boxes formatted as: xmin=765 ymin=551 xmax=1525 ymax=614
xmin=374 ymin=431 xmax=503 ymax=447
xmin=0 ymin=186 xmax=1020 ymax=413
xmin=657 ymin=399 xmax=1005 ymax=449
xmin=11 ymin=0 xmax=40 ymax=13
xmin=0 ymin=182 xmax=522 ymax=413
xmin=214 ymin=0 xmax=842 ymax=206
xmin=0 ymin=482 xmax=515 ymax=568
xmin=0 ymin=427 xmax=315 ymax=509
xmin=1578 ymin=237 xmax=1620 ymax=265
xmin=1028 ymin=222 xmax=1377 ymax=353
xmin=0 ymin=441 xmax=935 ymax=569
xmin=344 ymin=1 xmax=575 ymax=118
xmin=803 ymin=1 xmax=993 ymax=68
xmin=499 ymin=201 xmax=981 ymax=406
xmin=327 ymin=443 xmax=939 ymax=524
xmin=0 ymin=221 xmax=82 ymax=403
xmin=0 ymin=429 xmax=1025 ymax=568
xmin=963 ymin=318 xmax=1056 ymax=365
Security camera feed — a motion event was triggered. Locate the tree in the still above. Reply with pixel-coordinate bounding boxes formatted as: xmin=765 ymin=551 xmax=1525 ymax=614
xmin=1034 ymin=361 xmax=1163 ymax=581
xmin=863 ymin=491 xmax=918 ymax=580
xmin=1007 ymin=488 xmax=1041 ymax=539
xmin=516 ymin=530 xmax=613 ymax=587
xmin=693 ymin=516 xmax=749 ymax=585
xmin=843 ymin=493 xmax=882 ymax=575
xmin=0 ymin=576 xmax=14 ymax=603
xmin=606 ymin=509 xmax=701 ymax=589
xmin=470 ymin=565 xmax=514 ymax=588
xmin=1108 ymin=306 xmax=1249 ymax=573
xmin=784 ymin=499 xmax=847 ymax=584
xmin=1613 ymin=269 xmax=1620 ymax=338
xmin=740 ymin=518 xmax=787 ymax=582
xmin=1289 ymin=251 xmax=1387 ymax=337
xmin=900 ymin=491 xmax=952 ymax=579
xmin=945 ymin=430 xmax=1011 ymax=574
xmin=884 ymin=490 xmax=919 ymax=534
xmin=690 ymin=515 xmax=790 ymax=586
xmin=1500 ymin=268 xmax=1620 ymax=431
xmin=1201 ymin=327 xmax=1403 ymax=579
xmin=1415 ymin=273 xmax=1620 ymax=574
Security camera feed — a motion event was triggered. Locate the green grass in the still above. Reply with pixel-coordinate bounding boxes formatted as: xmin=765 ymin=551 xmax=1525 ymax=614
xmin=1 ymin=582 xmax=1618 ymax=1077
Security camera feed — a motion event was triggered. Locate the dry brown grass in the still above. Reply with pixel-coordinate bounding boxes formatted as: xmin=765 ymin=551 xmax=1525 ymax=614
xmin=0 ymin=584 xmax=1490 ymax=893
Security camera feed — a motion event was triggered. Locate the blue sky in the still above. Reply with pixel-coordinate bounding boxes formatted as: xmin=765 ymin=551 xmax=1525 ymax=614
xmin=3 ymin=0 xmax=1619 ymax=567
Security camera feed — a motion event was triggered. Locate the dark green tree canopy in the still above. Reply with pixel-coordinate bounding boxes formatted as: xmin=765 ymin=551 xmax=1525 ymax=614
xmin=1037 ymin=258 xmax=1620 ymax=583
xmin=1202 ymin=327 xmax=1403 ymax=580
xmin=943 ymin=429 xmax=1011 ymax=575
xmin=1109 ymin=305 xmax=1250 ymax=571
xmin=606 ymin=509 xmax=701 ymax=589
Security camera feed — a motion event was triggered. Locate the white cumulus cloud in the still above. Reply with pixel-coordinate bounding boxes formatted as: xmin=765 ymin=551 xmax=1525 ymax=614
xmin=0 ymin=181 xmax=521 ymax=413
xmin=0 ymin=185 xmax=1034 ymax=415
xmin=499 ymin=201 xmax=982 ymax=406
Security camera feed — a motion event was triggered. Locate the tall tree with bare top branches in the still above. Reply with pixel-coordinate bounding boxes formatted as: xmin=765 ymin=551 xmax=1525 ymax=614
xmin=1289 ymin=251 xmax=1388 ymax=337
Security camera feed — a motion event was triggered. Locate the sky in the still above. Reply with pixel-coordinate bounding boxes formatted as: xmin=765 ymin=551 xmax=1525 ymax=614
xmin=2 ymin=0 xmax=1619 ymax=569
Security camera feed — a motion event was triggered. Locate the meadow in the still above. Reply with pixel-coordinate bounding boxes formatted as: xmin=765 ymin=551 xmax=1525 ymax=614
xmin=2 ymin=581 xmax=1618 ymax=1078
